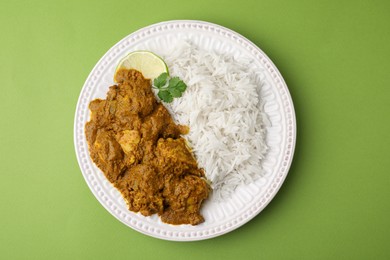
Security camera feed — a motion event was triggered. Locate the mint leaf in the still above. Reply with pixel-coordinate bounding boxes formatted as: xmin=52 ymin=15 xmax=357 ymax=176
xmin=154 ymin=74 xmax=187 ymax=103
xmin=169 ymin=87 xmax=183 ymax=98
xmin=168 ymin=77 xmax=181 ymax=88
xmin=175 ymin=81 xmax=187 ymax=92
xmin=153 ymin=72 xmax=168 ymax=88
xmin=157 ymin=90 xmax=173 ymax=103
xmin=167 ymin=77 xmax=187 ymax=97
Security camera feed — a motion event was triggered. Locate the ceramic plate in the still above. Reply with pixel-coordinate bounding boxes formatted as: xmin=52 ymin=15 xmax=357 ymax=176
xmin=74 ymin=20 xmax=296 ymax=241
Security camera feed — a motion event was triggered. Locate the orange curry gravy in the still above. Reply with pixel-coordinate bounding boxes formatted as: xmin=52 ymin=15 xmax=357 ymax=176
xmin=85 ymin=69 xmax=210 ymax=225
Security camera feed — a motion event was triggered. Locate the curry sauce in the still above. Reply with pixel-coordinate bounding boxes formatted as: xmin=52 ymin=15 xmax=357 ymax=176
xmin=85 ymin=69 xmax=210 ymax=225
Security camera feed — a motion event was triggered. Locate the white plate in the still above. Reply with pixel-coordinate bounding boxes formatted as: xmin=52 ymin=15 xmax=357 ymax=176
xmin=74 ymin=20 xmax=296 ymax=241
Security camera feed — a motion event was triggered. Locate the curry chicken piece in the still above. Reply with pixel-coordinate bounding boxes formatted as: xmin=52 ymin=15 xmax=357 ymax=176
xmin=161 ymin=174 xmax=209 ymax=225
xmin=116 ymin=164 xmax=164 ymax=216
xmin=85 ymin=69 xmax=210 ymax=225
xmin=155 ymin=138 xmax=202 ymax=177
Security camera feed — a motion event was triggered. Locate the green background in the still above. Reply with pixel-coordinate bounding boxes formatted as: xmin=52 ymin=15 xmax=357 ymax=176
xmin=1 ymin=0 xmax=389 ymax=259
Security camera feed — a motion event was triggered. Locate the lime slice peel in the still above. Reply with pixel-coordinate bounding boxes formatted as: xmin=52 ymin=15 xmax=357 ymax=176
xmin=114 ymin=51 xmax=169 ymax=82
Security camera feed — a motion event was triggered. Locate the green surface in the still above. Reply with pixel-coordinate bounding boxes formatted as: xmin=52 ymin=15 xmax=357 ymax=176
xmin=1 ymin=0 xmax=389 ymax=259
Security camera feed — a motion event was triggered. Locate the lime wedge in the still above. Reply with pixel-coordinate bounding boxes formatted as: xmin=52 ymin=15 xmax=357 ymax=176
xmin=114 ymin=51 xmax=168 ymax=82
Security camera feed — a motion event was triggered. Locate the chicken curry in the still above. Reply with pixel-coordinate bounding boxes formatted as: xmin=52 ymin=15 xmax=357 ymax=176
xmin=85 ymin=69 xmax=210 ymax=225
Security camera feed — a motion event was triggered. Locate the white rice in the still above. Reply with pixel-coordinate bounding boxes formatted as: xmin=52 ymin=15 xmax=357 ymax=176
xmin=163 ymin=40 xmax=268 ymax=201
